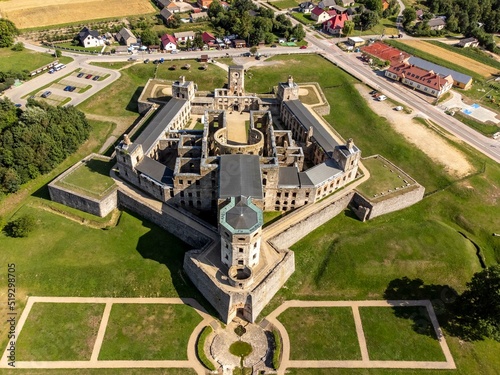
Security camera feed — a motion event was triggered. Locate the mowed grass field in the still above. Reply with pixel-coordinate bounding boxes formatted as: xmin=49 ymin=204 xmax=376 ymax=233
xmin=0 ymin=0 xmax=156 ymax=29
xmin=398 ymin=40 xmax=497 ymax=77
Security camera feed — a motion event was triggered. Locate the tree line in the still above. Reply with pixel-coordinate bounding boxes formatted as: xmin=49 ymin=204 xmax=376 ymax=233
xmin=0 ymin=99 xmax=91 ymax=196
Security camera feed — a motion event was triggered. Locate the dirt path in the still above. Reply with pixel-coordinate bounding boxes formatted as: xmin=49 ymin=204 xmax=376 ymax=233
xmin=356 ymin=84 xmax=474 ymax=178
xmin=398 ymin=40 xmax=496 ymax=77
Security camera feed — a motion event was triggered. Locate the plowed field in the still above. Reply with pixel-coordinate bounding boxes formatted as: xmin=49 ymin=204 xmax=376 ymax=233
xmin=400 ymin=40 xmax=497 ymax=77
xmin=0 ymin=0 xmax=155 ymax=29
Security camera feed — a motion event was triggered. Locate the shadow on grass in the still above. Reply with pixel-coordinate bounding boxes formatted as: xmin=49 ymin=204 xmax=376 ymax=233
xmin=384 ymin=277 xmax=458 ymax=338
xmin=126 ymin=86 xmax=143 ymax=113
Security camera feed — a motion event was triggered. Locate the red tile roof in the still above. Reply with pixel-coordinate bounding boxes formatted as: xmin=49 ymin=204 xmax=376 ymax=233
xmin=161 ymin=34 xmax=176 ymax=45
xmin=312 ymin=6 xmax=326 ymax=16
xmin=323 ymin=13 xmax=349 ymax=30
xmin=388 ymin=63 xmax=453 ymax=90
xmin=361 ymin=41 xmax=410 ymax=64
xmin=202 ymin=31 xmax=215 ymax=44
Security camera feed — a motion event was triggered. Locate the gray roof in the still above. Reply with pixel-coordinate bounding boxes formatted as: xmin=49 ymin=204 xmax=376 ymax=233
xmin=300 ymin=158 xmax=342 ymax=187
xmin=135 ymin=157 xmax=173 ymax=184
xmin=320 ymin=0 xmax=337 ymax=6
xmin=278 ymin=167 xmax=300 ymax=187
xmin=331 ymin=5 xmax=346 ymax=12
xmin=134 ymin=98 xmax=188 ymax=154
xmin=428 ymin=18 xmax=446 ymax=27
xmin=283 ymin=100 xmax=339 ymax=156
xmin=224 ymin=197 xmax=259 ymax=230
xmin=116 ymin=27 xmax=135 ymax=43
xmin=219 ymin=154 xmax=263 ymax=199
xmin=78 ymin=27 xmax=99 ymax=41
xmin=408 ymin=56 xmax=472 ymax=85
xmin=160 ymin=8 xmax=174 ymax=20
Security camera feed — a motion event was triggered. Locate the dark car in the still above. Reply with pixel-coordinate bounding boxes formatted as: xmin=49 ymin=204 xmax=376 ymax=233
xmin=85 ymin=74 xmax=92 ymax=79
xmin=41 ymin=91 xmax=52 ymax=98
xmin=271 ymin=44 xmax=277 ymax=48
xmin=69 ymin=86 xmax=77 ymax=92
xmin=144 ymin=59 xmax=150 ymax=64
xmin=14 ymin=103 xmax=22 ymax=108
xmin=77 ymin=72 xmax=84 ymax=78
xmin=369 ymin=90 xmax=378 ymax=95
xmin=92 ymin=76 xmax=100 ymax=81
xmin=64 ymin=86 xmax=70 ymax=91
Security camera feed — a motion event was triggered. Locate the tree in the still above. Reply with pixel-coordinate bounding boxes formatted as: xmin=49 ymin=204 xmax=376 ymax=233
xmin=249 ymin=46 xmax=258 ymax=55
xmin=141 ymin=28 xmax=158 ymax=46
xmin=3 ymin=214 xmax=36 ymax=237
xmin=208 ymin=0 xmax=224 ymax=18
xmin=166 ymin=14 xmax=181 ymax=29
xmin=291 ymin=24 xmax=306 ymax=41
xmin=402 ymin=8 xmax=417 ymax=27
xmin=0 ymin=19 xmax=19 ymax=48
xmin=364 ymin=0 xmax=383 ymax=16
xmin=342 ymin=20 xmax=355 ymax=36
xmin=360 ymin=10 xmax=379 ymax=30
xmin=11 ymin=42 xmax=24 ymax=51
xmin=54 ymin=49 xmax=62 ymax=58
xmin=193 ymin=32 xmax=204 ymax=49
xmin=451 ymin=265 xmax=500 ymax=341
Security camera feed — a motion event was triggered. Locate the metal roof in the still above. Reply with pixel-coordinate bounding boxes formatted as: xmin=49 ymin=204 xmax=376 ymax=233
xmin=134 ymin=98 xmax=188 ymax=154
xmin=225 ymin=198 xmax=259 ymax=230
xmin=278 ymin=167 xmax=300 ymax=187
xmin=301 ymin=158 xmax=342 ymax=186
xmin=408 ymin=56 xmax=472 ymax=85
xmin=135 ymin=157 xmax=173 ymax=184
xmin=219 ymin=154 xmax=263 ymax=199
xmin=283 ymin=100 xmax=339 ymax=155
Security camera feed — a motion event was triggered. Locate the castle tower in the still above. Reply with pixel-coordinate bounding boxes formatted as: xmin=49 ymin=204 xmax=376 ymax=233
xmin=333 ymin=138 xmax=361 ymax=175
xmin=228 ymin=65 xmax=245 ymax=96
xmin=172 ymin=76 xmax=196 ymax=101
xmin=219 ymin=196 xmax=263 ymax=288
xmin=277 ymin=75 xmax=300 ymax=103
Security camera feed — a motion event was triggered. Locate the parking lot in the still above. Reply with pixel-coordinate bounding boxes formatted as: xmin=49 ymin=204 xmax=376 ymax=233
xmin=33 ymin=69 xmax=109 ymax=106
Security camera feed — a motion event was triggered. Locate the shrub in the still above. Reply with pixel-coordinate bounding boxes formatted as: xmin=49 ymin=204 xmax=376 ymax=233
xmin=4 ymin=215 xmax=36 ymax=237
xmin=272 ymin=329 xmax=281 ymax=369
xmin=196 ymin=326 xmax=216 ymax=370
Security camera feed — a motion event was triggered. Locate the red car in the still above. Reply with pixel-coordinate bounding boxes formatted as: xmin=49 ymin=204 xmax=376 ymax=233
xmin=300 ymin=45 xmax=307 ymax=49
xmin=85 ymin=74 xmax=92 ymax=79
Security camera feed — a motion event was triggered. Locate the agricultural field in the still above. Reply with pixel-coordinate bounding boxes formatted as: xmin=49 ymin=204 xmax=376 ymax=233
xmin=0 ymin=0 xmax=156 ymax=29
xmin=397 ymin=40 xmax=498 ymax=77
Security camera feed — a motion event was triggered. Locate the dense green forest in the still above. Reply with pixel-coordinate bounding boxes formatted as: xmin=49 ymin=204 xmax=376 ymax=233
xmin=0 ymin=99 xmax=91 ymax=195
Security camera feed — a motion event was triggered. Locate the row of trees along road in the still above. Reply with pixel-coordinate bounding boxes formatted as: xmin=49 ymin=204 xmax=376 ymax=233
xmin=0 ymin=99 xmax=91 ymax=196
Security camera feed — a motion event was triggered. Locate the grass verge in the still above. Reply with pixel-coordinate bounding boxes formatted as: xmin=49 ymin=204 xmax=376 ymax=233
xmin=197 ymin=326 xmax=216 ymax=370
xmin=273 ymin=328 xmax=281 ymax=369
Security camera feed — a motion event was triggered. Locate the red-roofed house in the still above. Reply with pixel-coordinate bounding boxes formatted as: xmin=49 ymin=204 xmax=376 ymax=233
xmin=385 ymin=63 xmax=453 ymax=97
xmin=382 ymin=0 xmax=390 ymax=10
xmin=198 ymin=0 xmax=213 ymax=8
xmin=161 ymin=34 xmax=177 ymax=51
xmin=202 ymin=31 xmax=216 ymax=47
xmin=322 ymin=13 xmax=349 ymax=35
xmin=360 ymin=41 xmax=410 ymax=65
xmin=311 ymin=6 xmax=331 ymax=23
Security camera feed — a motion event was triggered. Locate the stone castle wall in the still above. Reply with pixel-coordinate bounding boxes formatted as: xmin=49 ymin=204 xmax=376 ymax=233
xmin=270 ymin=191 xmax=355 ymax=250
xmin=351 ymin=184 xmax=425 ymax=221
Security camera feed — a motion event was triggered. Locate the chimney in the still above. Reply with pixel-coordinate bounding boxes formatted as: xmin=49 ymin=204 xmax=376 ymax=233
xmin=180 ymin=75 xmax=185 ymax=83
xmin=347 ymin=138 xmax=354 ymax=151
xmin=288 ymin=75 xmax=294 ymax=87
xmin=123 ymin=134 xmax=131 ymax=145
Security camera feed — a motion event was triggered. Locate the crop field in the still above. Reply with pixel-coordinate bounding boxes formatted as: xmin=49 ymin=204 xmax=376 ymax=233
xmin=0 ymin=0 xmax=156 ymax=29
xmin=399 ymin=40 xmax=497 ymax=77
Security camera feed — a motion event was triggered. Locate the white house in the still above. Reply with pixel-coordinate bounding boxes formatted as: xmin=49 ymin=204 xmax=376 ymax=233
xmin=311 ymin=6 xmax=331 ymax=23
xmin=174 ymin=31 xmax=196 ymax=42
xmin=77 ymin=27 xmax=104 ymax=48
xmin=161 ymin=34 xmax=177 ymax=51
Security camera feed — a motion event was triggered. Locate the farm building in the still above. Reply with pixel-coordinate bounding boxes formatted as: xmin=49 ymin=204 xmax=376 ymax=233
xmin=385 ymin=63 xmax=453 ymax=97
xmin=408 ymin=56 xmax=473 ymax=90
xmin=457 ymin=37 xmax=479 ymax=48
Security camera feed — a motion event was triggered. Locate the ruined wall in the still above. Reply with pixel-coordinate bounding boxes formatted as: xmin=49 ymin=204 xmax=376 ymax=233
xmin=351 ymin=184 xmax=425 ymax=221
xmin=270 ymin=191 xmax=355 ymax=249
xmin=118 ymin=190 xmax=215 ymax=248
xmin=48 ymin=183 xmax=118 ymax=218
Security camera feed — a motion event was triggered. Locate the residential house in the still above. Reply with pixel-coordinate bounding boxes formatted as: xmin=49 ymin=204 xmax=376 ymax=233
xmin=161 ymin=34 xmax=177 ymax=51
xmin=408 ymin=56 xmax=473 ymax=89
xmin=157 ymin=0 xmax=180 ymax=11
xmin=311 ymin=6 xmax=331 ymax=23
xmin=322 ymin=13 xmax=349 ymax=35
xmin=77 ymin=27 xmax=104 ymax=48
xmin=190 ymin=12 xmax=208 ymax=22
xmin=201 ymin=31 xmax=216 ymax=48
xmin=457 ymin=37 xmax=479 ymax=48
xmin=318 ymin=0 xmax=337 ymax=9
xmin=299 ymin=1 xmax=315 ymax=13
xmin=382 ymin=0 xmax=390 ymax=11
xmin=385 ymin=63 xmax=453 ymax=97
xmin=339 ymin=0 xmax=354 ymax=5
xmin=416 ymin=9 xmax=424 ymax=19
xmin=174 ymin=31 xmax=196 ymax=43
xmin=160 ymin=8 xmax=174 ymax=23
xmin=197 ymin=0 xmax=213 ymax=8
xmin=115 ymin=27 xmax=137 ymax=46
xmin=427 ymin=18 xmax=446 ymax=30
xmin=232 ymin=39 xmax=246 ymax=48
xmin=360 ymin=41 xmax=410 ymax=65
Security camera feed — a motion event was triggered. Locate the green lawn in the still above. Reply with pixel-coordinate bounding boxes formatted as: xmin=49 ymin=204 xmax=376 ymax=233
xmin=99 ymin=304 xmax=202 ymax=360
xmin=360 ymin=306 xmax=446 ymax=361
xmin=10 ymin=370 xmax=196 ymax=375
xmin=156 ymin=60 xmax=228 ymax=92
xmin=90 ymin=61 xmax=133 ymax=70
xmin=278 ymin=307 xmax=361 ymax=360
xmin=55 ymin=42 xmax=102 ymax=54
xmin=0 ymin=49 xmax=55 ymax=72
xmin=269 ymin=0 xmax=299 ymax=9
xmin=292 ymin=12 xmax=316 ymax=25
xmin=453 ymin=111 xmax=499 ymax=136
xmin=356 ymin=156 xmax=414 ymax=198
xmin=56 ymin=157 xmax=115 ymax=198
xmin=355 ymin=17 xmax=399 ymax=37
xmin=16 ymin=303 xmax=104 ymax=361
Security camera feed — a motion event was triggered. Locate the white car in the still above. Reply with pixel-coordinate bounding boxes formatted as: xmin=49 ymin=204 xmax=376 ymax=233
xmin=395 ymin=106 xmax=403 ymax=111
xmin=377 ymin=95 xmax=387 ymax=101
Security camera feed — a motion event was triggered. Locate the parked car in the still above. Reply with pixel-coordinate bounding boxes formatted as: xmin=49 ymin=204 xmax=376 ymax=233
xmin=48 ymin=69 xmax=55 ymax=74
xmin=394 ymin=106 xmax=403 ymax=111
xmin=85 ymin=74 xmax=92 ymax=79
xmin=14 ymin=103 xmax=22 ymax=108
xmin=92 ymin=76 xmax=100 ymax=81
xmin=271 ymin=44 xmax=277 ymax=48
xmin=41 ymin=91 xmax=52 ymax=98
xmin=300 ymin=45 xmax=307 ymax=49
xmin=77 ymin=72 xmax=84 ymax=78
xmin=377 ymin=95 xmax=387 ymax=101
xmin=64 ymin=85 xmax=71 ymax=91
xmin=69 ymin=86 xmax=77 ymax=92
xmin=171 ymin=50 xmax=178 ymax=54
xmin=144 ymin=59 xmax=150 ymax=63
xmin=369 ymin=90 xmax=378 ymax=95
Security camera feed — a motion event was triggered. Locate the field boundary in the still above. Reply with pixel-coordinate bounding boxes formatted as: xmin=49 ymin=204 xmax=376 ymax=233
xmin=267 ymin=300 xmax=456 ymax=373
xmin=0 ymin=296 xmax=212 ymax=371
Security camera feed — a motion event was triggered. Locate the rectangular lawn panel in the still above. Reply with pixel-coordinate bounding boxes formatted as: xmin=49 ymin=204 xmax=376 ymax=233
xmin=278 ymin=307 xmax=361 ymax=360
xmin=16 ymin=302 xmax=104 ymax=361
xmin=99 ymin=303 xmax=202 ymax=360
xmin=14 ymin=369 xmax=197 ymax=375
xmin=360 ymin=306 xmax=446 ymax=361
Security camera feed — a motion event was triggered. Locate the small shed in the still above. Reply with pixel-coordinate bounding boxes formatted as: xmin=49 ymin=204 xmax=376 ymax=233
xmin=200 ymin=54 xmax=209 ymax=62
xmin=347 ymin=37 xmax=365 ymax=47
xmin=233 ymin=39 xmax=246 ymax=48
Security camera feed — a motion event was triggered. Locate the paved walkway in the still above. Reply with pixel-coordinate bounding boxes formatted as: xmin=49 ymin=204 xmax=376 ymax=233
xmin=266 ymin=300 xmax=456 ymax=374
xmin=440 ymin=90 xmax=500 ymax=124
xmin=0 ymin=296 xmax=213 ymax=374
